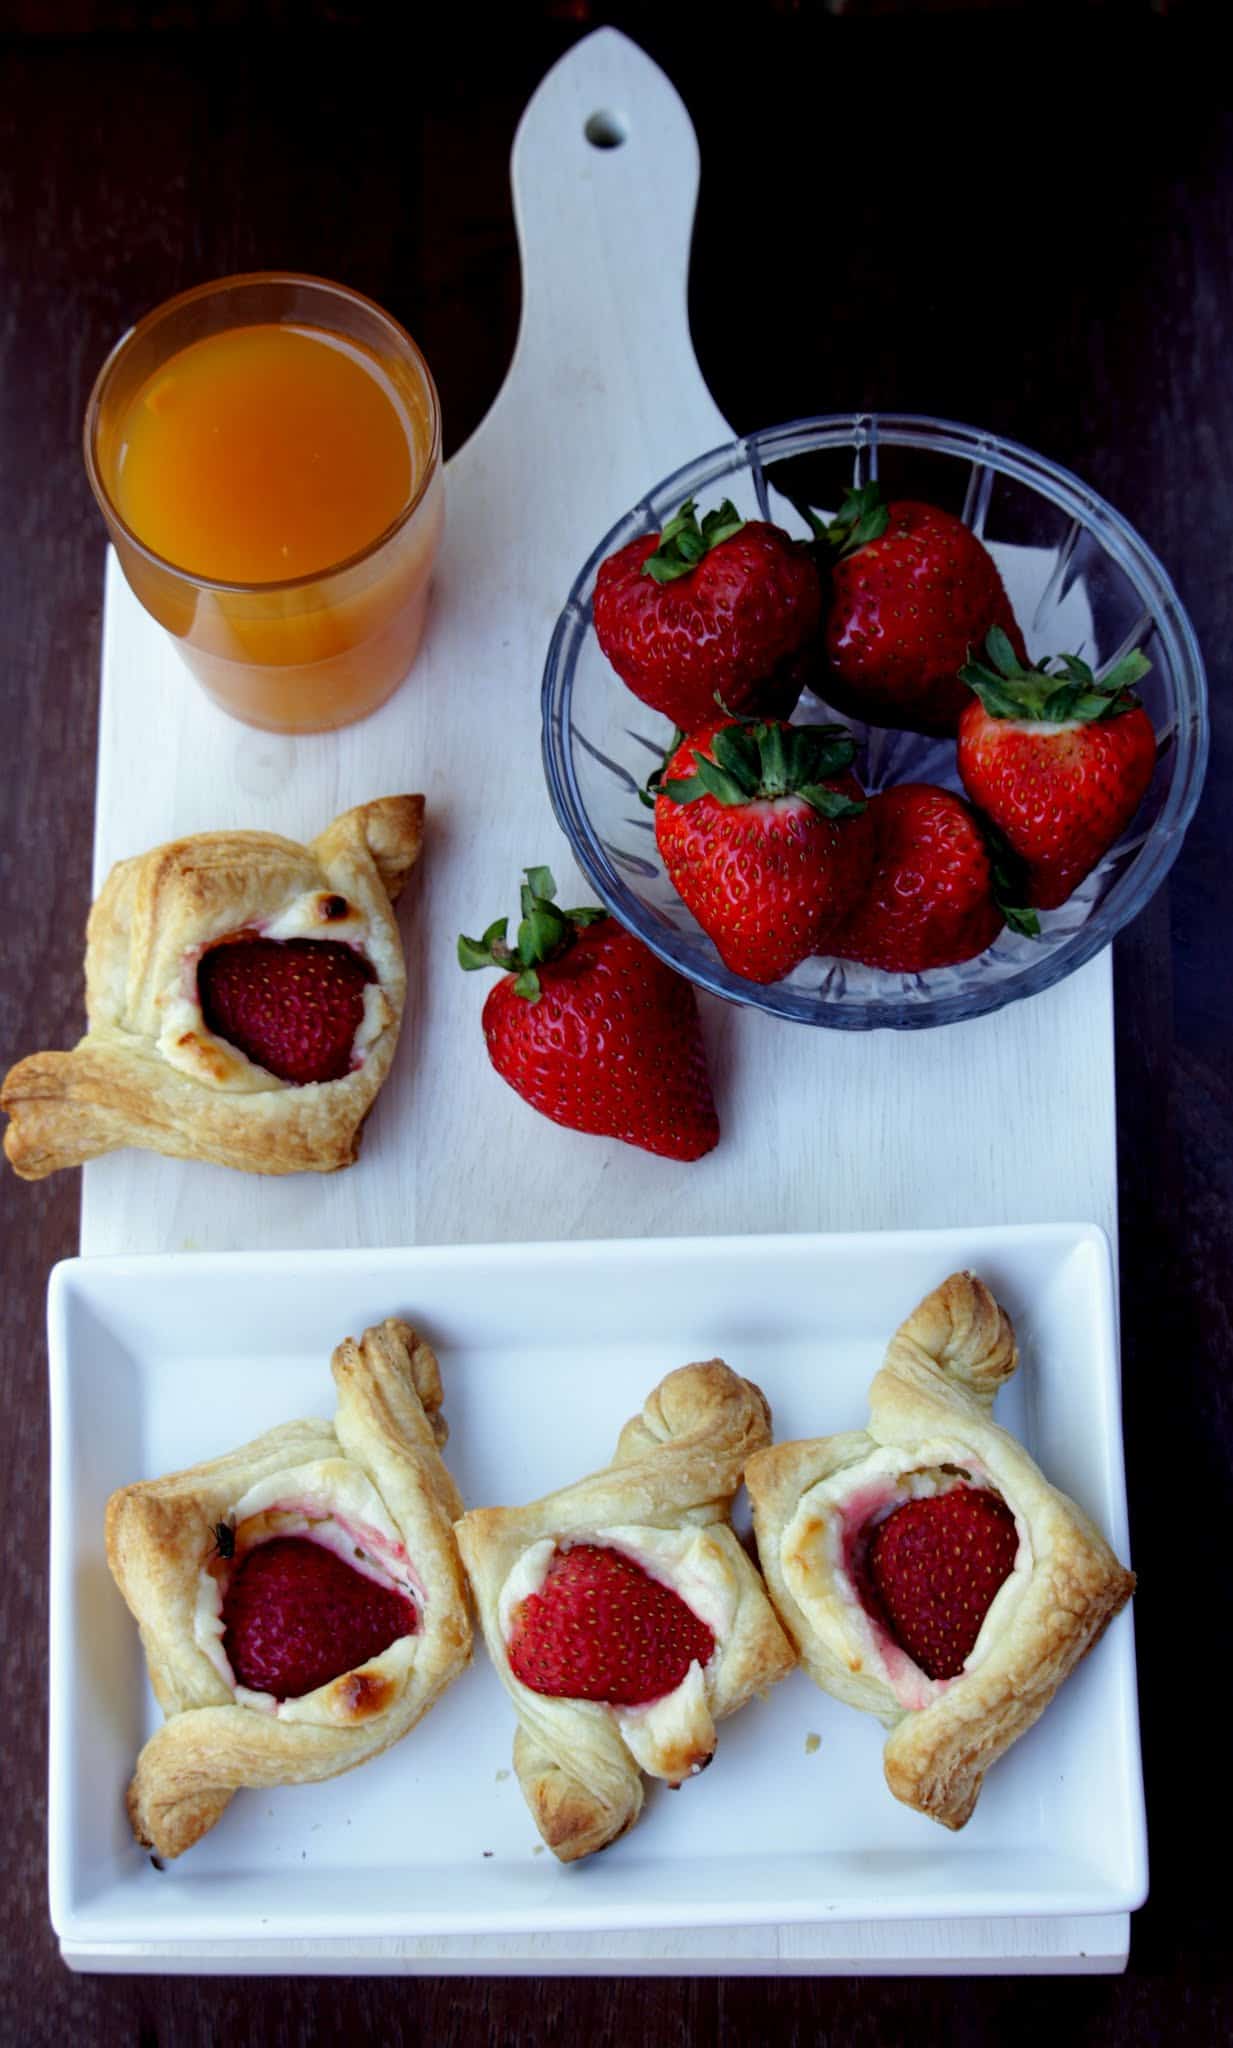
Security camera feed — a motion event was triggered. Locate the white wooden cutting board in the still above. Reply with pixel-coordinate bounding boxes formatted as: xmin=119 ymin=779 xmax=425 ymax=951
xmin=74 ymin=29 xmax=1125 ymax=1975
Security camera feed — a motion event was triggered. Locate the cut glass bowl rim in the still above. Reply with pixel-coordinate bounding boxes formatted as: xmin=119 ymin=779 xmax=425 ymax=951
xmin=541 ymin=411 xmax=1208 ymax=1030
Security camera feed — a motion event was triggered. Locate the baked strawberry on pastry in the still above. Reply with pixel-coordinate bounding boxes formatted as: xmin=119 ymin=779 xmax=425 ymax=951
xmin=106 ymin=1318 xmax=470 ymax=1860
xmin=746 ymin=1272 xmax=1134 ymax=1830
xmin=593 ymin=497 xmax=823 ymax=731
xmin=1 ymin=795 xmax=424 ymax=1178
xmin=455 ymin=1362 xmax=795 ymax=1862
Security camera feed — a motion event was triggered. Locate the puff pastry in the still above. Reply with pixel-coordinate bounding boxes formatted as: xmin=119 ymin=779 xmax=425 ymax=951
xmin=2 ymin=794 xmax=423 ymax=1178
xmin=106 ymin=1318 xmax=471 ymax=1859
xmin=746 ymin=1271 xmax=1135 ymax=1830
xmin=456 ymin=1361 xmax=796 ymax=1862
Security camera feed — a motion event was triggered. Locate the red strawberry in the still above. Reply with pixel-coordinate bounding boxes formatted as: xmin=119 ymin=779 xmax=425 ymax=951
xmin=593 ymin=497 xmax=822 ymax=731
xmin=221 ymin=1536 xmax=417 ymax=1699
xmin=957 ymin=630 xmax=1157 ymax=909
xmin=867 ymin=1486 xmax=1018 ymax=1681
xmin=198 ymin=937 xmax=373 ymax=1084
xmin=654 ymin=718 xmax=870 ymax=983
xmin=833 ymin=782 xmax=1014 ymax=972
xmin=816 ymin=484 xmax=1027 ymax=736
xmin=507 ymin=1542 xmax=716 ymax=1706
xmin=458 ymin=867 xmax=718 ymax=1161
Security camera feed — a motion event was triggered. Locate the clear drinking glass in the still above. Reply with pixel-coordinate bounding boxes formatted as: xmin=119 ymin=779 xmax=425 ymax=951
xmin=84 ymin=272 xmax=444 ymax=734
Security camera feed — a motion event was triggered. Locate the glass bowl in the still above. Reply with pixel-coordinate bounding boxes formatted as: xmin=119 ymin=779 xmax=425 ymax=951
xmin=542 ymin=413 xmax=1208 ymax=1030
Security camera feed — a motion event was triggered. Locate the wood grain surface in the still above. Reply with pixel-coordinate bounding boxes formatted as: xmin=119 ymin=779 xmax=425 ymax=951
xmin=1 ymin=7 xmax=1229 ymax=2040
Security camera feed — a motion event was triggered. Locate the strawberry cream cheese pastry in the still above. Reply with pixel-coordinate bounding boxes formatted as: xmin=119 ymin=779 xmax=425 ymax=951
xmin=746 ymin=1272 xmax=1134 ymax=1830
xmin=455 ymin=1362 xmax=795 ymax=1862
xmin=2 ymin=794 xmax=422 ymax=1178
xmin=106 ymin=1319 xmax=470 ymax=1859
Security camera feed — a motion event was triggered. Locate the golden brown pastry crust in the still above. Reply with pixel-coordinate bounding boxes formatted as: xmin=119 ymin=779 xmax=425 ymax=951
xmin=106 ymin=1318 xmax=471 ymax=1859
xmin=2 ymin=795 xmax=423 ymax=1179
xmin=746 ymin=1272 xmax=1134 ymax=1830
xmin=455 ymin=1361 xmax=796 ymax=1863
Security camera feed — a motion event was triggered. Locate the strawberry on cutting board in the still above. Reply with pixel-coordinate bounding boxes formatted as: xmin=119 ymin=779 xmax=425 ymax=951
xmin=593 ymin=497 xmax=822 ymax=731
xmin=957 ymin=628 xmax=1157 ymax=909
xmin=458 ymin=866 xmax=718 ymax=1161
xmin=813 ymin=483 xmax=1027 ymax=736
xmin=654 ymin=717 xmax=871 ymax=983
xmin=221 ymin=1535 xmax=417 ymax=1700
xmin=198 ymin=936 xmax=374 ymax=1084
xmin=507 ymin=1542 xmax=716 ymax=1706
xmin=833 ymin=781 xmax=1036 ymax=973
xmin=867 ymin=1485 xmax=1019 ymax=1682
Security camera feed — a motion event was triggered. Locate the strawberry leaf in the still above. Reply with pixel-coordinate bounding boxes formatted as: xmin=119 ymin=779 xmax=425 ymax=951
xmin=787 ymin=724 xmax=857 ymax=784
xmin=1042 ymin=684 xmax=1115 ymax=722
xmin=639 ymin=727 xmax=685 ymax=809
xmin=1058 ymin=651 xmax=1096 ymax=686
xmin=519 ymin=901 xmax=569 ymax=963
xmin=824 ymin=480 xmax=889 ymax=558
xmin=1101 ymin=649 xmax=1151 ymax=695
xmin=798 ymin=785 xmax=867 ymax=819
xmin=709 ymin=723 xmax=762 ymax=793
xmin=662 ymin=774 xmax=707 ymax=804
xmin=978 ymin=816 xmax=1042 ymax=939
xmin=659 ymin=718 xmax=861 ymax=814
xmin=962 ymin=630 xmax=1152 ymax=723
xmin=458 ymin=919 xmax=509 ymax=971
xmin=687 ymin=752 xmax=753 ymax=806
xmin=791 ymin=483 xmax=888 ymax=560
xmin=643 ymin=496 xmax=746 ymax=584
xmin=984 ymin=624 xmax=1023 ymax=680
xmin=458 ymin=870 xmax=604 ymax=995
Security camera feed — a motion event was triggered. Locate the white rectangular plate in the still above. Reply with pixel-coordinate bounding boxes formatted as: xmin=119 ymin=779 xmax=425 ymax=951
xmin=49 ymin=1224 xmax=1146 ymax=1948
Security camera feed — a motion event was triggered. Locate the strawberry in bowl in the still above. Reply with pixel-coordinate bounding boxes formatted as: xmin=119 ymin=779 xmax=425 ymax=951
xmin=957 ymin=629 xmax=1158 ymax=909
xmin=814 ymin=482 xmax=1027 ymax=738
xmin=653 ymin=717 xmax=871 ymax=983
xmin=544 ymin=413 xmax=1206 ymax=1029
xmin=832 ymin=782 xmax=1037 ymax=974
xmin=593 ymin=497 xmax=822 ymax=731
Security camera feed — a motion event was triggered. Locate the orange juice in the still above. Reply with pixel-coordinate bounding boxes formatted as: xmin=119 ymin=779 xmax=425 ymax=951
xmin=115 ymin=325 xmax=417 ymax=585
xmin=86 ymin=276 xmax=443 ymax=733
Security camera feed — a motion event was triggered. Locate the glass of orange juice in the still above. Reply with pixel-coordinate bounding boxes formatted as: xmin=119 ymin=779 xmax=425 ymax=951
xmin=84 ymin=273 xmax=443 ymax=734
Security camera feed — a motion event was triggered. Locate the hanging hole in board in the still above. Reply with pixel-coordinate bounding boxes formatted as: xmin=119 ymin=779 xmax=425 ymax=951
xmin=585 ymin=109 xmax=627 ymax=149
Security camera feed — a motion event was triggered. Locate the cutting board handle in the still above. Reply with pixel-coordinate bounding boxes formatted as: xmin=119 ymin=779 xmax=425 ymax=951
xmin=461 ymin=28 xmax=729 ymax=473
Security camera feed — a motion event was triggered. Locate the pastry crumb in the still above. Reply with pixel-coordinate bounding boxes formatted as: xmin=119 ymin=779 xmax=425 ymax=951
xmin=495 ymin=1768 xmax=510 ymax=1782
xmin=532 ymin=1844 xmax=545 ymax=1856
xmin=805 ymin=1732 xmax=822 ymax=1755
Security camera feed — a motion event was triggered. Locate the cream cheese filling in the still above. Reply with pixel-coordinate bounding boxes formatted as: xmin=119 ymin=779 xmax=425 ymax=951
xmin=193 ymin=1456 xmax=420 ymax=1718
xmin=782 ymin=1441 xmax=1032 ymax=1712
xmin=157 ymin=895 xmax=387 ymax=1089
xmin=498 ymin=1525 xmax=738 ymax=1776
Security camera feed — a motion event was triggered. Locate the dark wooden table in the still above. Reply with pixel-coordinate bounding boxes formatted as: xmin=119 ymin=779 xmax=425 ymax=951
xmin=2 ymin=6 xmax=1228 ymax=2040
